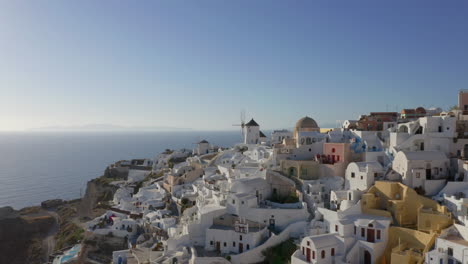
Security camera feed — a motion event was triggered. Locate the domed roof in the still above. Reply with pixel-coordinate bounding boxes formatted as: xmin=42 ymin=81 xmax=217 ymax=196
xmin=295 ymin=116 xmax=319 ymax=129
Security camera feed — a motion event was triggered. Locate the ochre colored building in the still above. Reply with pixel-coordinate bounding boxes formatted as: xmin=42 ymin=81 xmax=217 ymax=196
xmin=361 ymin=181 xmax=453 ymax=264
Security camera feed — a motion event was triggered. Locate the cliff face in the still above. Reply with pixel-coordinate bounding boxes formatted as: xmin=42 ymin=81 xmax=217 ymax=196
xmin=0 ymin=206 xmax=57 ymax=264
xmin=0 ymin=166 xmax=126 ymax=264
xmin=78 ymin=175 xmax=120 ymax=219
xmin=76 ymin=168 xmax=127 ymax=263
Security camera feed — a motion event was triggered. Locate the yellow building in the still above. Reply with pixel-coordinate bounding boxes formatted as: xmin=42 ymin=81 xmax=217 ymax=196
xmin=361 ymin=181 xmax=453 ymax=264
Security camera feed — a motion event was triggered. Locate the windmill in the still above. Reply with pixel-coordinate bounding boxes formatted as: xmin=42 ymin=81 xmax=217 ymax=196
xmin=232 ymin=110 xmax=246 ymax=140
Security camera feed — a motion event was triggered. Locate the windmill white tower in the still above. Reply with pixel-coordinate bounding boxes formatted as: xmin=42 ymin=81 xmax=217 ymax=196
xmin=243 ymin=118 xmax=260 ymax=144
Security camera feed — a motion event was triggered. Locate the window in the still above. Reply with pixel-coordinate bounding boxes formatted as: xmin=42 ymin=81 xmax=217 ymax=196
xmin=337 ymin=155 xmax=340 ymax=162
xmin=233 ymin=242 xmax=236 ymax=247
xmin=351 ymin=172 xmax=355 ymax=178
xmin=332 ymin=148 xmax=336 ymax=153
xmin=361 ymin=228 xmax=365 ymax=237
xmin=331 ymin=248 xmax=335 ymax=256
xmin=361 ymin=176 xmax=363 ymax=180
xmin=313 ymin=251 xmax=315 ymax=259
xmin=224 ymin=242 xmax=226 ymax=247
xmin=448 ymin=247 xmax=453 ymax=256
xmin=416 ymin=172 xmax=421 ymax=178
xmin=335 ymin=225 xmax=338 ymax=232
xmin=241 ymin=201 xmax=244 ymax=204
xmin=354 ymin=226 xmax=356 ymax=235
xmin=232 ymin=199 xmax=235 ymax=204
xmin=247 ymin=244 xmax=250 ymax=250
xmin=240 ymin=235 xmax=242 ymax=241
xmin=302 ymin=247 xmax=304 ymax=255
xmin=321 ymin=250 xmax=325 ymax=259
xmin=307 ymin=241 xmax=310 ymax=246
xmin=377 ymin=230 xmax=381 ymax=240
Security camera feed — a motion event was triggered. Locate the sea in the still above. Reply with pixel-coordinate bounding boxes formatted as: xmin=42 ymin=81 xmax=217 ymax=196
xmin=0 ymin=131 xmax=241 ymax=209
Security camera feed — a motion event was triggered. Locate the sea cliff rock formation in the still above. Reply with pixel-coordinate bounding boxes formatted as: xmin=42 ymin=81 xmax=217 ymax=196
xmin=0 ymin=164 xmax=126 ymax=264
xmin=0 ymin=206 xmax=57 ymax=264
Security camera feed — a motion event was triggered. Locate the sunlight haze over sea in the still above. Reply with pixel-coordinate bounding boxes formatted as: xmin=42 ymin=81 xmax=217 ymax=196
xmin=0 ymin=131 xmax=240 ymax=209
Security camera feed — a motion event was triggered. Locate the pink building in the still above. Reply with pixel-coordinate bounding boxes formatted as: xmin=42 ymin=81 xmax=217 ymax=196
xmin=321 ymin=143 xmax=351 ymax=165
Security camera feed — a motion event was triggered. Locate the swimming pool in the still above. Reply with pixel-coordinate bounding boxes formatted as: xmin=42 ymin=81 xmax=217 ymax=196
xmin=53 ymin=244 xmax=82 ymax=264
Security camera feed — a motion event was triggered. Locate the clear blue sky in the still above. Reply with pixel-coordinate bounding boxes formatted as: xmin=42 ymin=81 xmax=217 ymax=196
xmin=1 ymin=1 xmax=467 ymax=131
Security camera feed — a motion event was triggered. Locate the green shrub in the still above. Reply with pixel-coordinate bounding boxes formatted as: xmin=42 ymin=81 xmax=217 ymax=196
xmin=262 ymin=239 xmax=297 ymax=264
xmin=181 ymin=198 xmax=190 ymax=205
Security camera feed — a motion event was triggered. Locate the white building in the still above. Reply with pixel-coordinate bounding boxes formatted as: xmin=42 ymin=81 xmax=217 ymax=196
xmin=205 ymin=214 xmax=269 ymax=254
xmin=426 ymin=224 xmax=468 ymax=264
xmin=244 ymin=119 xmax=260 ymax=145
xmin=303 ymin=177 xmax=344 ymax=212
xmin=225 ymin=175 xmax=309 ymax=232
xmin=434 ymin=182 xmax=468 ymax=226
xmin=345 ymin=162 xmax=384 ymax=192
xmin=390 ymin=116 xmax=457 ymax=156
xmin=244 ymin=146 xmax=272 ymax=162
xmin=330 ymin=190 xmax=362 ymax=212
xmin=392 ymin=150 xmax=449 ymax=195
xmin=291 ymin=203 xmax=391 ymax=264
xmin=127 ymin=169 xmax=150 ymax=183
xmin=196 ymin=140 xmax=210 ymax=156
xmin=342 ymin=120 xmax=358 ymax=130
xmin=296 ymin=131 xmax=327 ymax=149
xmin=271 ymin=129 xmax=293 ymax=145
xmin=87 ymin=211 xmax=139 ymax=238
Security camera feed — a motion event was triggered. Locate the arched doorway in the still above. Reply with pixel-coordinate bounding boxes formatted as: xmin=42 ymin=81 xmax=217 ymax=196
xmin=288 ymin=167 xmax=297 ymax=177
xmin=364 ymin=250 xmax=371 ymax=264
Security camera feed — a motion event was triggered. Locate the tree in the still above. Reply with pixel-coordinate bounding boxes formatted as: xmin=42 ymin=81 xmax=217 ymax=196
xmin=181 ymin=197 xmax=189 ymax=205
xmin=262 ymin=239 xmax=297 ymax=264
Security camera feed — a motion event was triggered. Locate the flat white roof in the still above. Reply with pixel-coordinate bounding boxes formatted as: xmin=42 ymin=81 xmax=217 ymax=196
xmin=400 ymin=151 xmax=447 ymax=161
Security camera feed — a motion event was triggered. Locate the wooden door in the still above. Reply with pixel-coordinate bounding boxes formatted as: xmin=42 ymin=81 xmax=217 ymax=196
xmin=367 ymin=228 xmax=375 ymax=242
xmin=239 ymin=243 xmax=243 ymax=253
xmin=216 ymin=241 xmax=220 ymax=252
xmin=306 ymin=248 xmax=311 ymax=262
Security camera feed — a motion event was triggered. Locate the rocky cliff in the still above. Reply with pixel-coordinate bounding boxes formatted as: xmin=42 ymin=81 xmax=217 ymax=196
xmin=0 ymin=206 xmax=57 ymax=264
xmin=0 ymin=165 xmax=127 ymax=264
